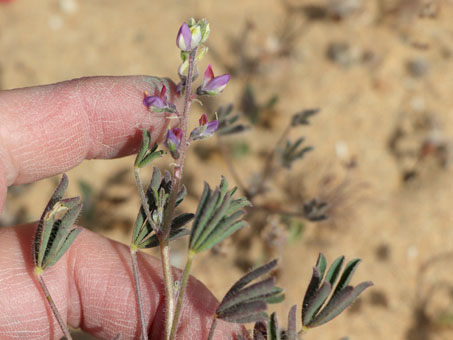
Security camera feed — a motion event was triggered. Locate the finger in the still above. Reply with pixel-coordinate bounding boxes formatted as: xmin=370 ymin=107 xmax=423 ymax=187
xmin=0 ymin=224 xmax=247 ymax=340
xmin=0 ymin=76 xmax=177 ymax=187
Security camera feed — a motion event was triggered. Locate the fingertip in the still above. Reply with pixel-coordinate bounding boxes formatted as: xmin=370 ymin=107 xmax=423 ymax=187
xmin=0 ymin=75 xmax=178 ymax=186
xmin=0 ymin=166 xmax=6 ymax=214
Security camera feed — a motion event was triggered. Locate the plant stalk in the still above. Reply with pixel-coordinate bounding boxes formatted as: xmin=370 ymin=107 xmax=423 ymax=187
xmin=160 ymin=48 xmax=197 ymax=340
xmin=160 ymin=237 xmax=175 ymax=340
xmin=206 ymin=318 xmax=218 ymax=340
xmin=169 ymin=251 xmax=195 ymax=339
xmin=134 ymin=167 xmax=158 ymax=234
xmin=36 ymin=273 xmax=73 ymax=340
xmin=130 ymin=249 xmax=148 ymax=340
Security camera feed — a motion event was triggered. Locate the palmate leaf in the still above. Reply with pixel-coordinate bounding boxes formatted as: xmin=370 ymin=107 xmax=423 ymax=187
xmin=309 ymin=281 xmax=373 ymax=327
xmin=291 ymin=108 xmax=320 ymax=126
xmin=216 ymin=104 xmax=250 ymax=136
xmin=216 ymin=260 xmax=282 ymax=324
xmin=33 ymin=174 xmax=82 ymax=272
xmin=134 ymin=129 xmax=164 ymax=168
xmin=301 ymin=253 xmax=373 ymax=328
xmin=189 ymin=176 xmax=251 ymax=253
xmin=132 ymin=168 xmax=189 ymax=249
xmin=279 ymin=137 xmax=313 ymax=169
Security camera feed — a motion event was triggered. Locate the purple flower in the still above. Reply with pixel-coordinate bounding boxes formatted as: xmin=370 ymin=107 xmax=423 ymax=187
xmin=176 ymin=22 xmax=192 ymax=51
xmin=143 ymin=85 xmax=176 ymax=113
xmin=190 ymin=114 xmax=219 ymax=141
xmin=165 ymin=127 xmax=183 ymax=159
xmin=197 ymin=65 xmax=230 ymax=96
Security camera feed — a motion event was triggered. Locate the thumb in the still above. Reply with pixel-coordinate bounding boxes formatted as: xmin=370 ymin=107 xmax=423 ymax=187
xmin=0 ymin=223 xmax=247 ymax=339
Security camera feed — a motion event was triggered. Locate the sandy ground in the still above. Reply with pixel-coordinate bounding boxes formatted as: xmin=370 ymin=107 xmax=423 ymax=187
xmin=1 ymin=0 xmax=453 ymax=339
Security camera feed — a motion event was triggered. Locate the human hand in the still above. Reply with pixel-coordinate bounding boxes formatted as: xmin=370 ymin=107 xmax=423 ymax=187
xmin=0 ymin=76 xmax=246 ymax=339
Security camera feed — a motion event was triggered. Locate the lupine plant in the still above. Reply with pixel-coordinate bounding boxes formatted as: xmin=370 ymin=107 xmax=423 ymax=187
xmin=33 ymin=18 xmax=373 ymax=340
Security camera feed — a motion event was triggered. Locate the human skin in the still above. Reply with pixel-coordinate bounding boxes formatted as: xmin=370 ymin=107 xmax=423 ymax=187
xmin=0 ymin=76 xmax=246 ymax=339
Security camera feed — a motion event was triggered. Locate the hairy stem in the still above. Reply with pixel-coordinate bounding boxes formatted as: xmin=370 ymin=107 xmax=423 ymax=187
xmin=130 ymin=249 xmax=148 ymax=340
xmin=206 ymin=318 xmax=218 ymax=340
xmin=134 ymin=167 xmax=158 ymax=234
xmin=160 ymin=237 xmax=175 ymax=340
xmin=161 ymin=48 xmax=197 ymax=340
xmin=36 ymin=273 xmax=72 ymax=340
xmin=169 ymin=251 xmax=195 ymax=339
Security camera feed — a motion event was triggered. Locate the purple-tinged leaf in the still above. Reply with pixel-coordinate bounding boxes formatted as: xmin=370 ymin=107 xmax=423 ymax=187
xmin=301 ymin=266 xmax=321 ymax=323
xmin=325 ymin=256 xmax=345 ymax=288
xmin=333 ymin=258 xmax=361 ymax=296
xmin=223 ymin=260 xmax=278 ymax=303
xmin=286 ymin=305 xmax=297 ymax=340
xmin=268 ymin=313 xmax=280 ymax=340
xmin=308 ymin=281 xmax=374 ymax=327
xmin=254 ymin=321 xmax=267 ymax=340
xmin=302 ymin=281 xmax=331 ymax=327
xmin=217 ymin=300 xmax=267 ymax=322
xmin=221 ymin=312 xmax=268 ymax=324
xmin=218 ymin=277 xmax=275 ymax=313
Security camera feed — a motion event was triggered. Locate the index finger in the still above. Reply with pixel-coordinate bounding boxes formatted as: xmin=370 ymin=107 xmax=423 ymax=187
xmin=0 ymin=76 xmax=176 ymax=211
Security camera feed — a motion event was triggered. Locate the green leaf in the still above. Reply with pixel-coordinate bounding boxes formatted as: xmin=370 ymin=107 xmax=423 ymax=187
xmin=135 ymin=129 xmax=151 ymax=167
xmin=308 ymin=281 xmax=373 ymax=327
xmin=325 ymin=256 xmax=345 ymax=288
xmin=268 ymin=313 xmax=280 ymax=340
xmin=316 ymin=253 xmax=327 ymax=279
xmin=135 ymin=129 xmax=164 ymax=168
xmin=265 ymin=287 xmax=285 ymax=304
xmin=34 ymin=175 xmax=83 ymax=271
xmin=189 ymin=177 xmax=250 ymax=253
xmin=333 ymin=258 xmax=362 ymax=295
xmin=189 ymin=182 xmax=211 ymax=248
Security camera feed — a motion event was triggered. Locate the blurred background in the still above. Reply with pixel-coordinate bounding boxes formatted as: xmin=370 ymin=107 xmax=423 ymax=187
xmin=1 ymin=0 xmax=453 ymax=339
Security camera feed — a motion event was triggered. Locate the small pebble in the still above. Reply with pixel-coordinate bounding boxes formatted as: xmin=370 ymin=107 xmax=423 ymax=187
xmin=407 ymin=58 xmax=430 ymax=78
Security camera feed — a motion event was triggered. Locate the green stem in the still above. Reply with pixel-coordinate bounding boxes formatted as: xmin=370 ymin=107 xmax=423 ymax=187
xmin=169 ymin=251 xmax=195 ymax=339
xmin=130 ymin=249 xmax=148 ymax=340
xmin=36 ymin=273 xmax=73 ymax=340
xmin=206 ymin=318 xmax=218 ymax=340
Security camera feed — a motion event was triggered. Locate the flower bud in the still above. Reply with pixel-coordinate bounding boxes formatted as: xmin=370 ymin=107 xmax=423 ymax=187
xmin=176 ymin=22 xmax=192 ymax=51
xmin=177 ymin=18 xmax=210 ymax=52
xmin=165 ymin=127 xmax=183 ymax=159
xmin=190 ymin=113 xmax=219 ymax=141
xmin=197 ymin=64 xmax=230 ymax=96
